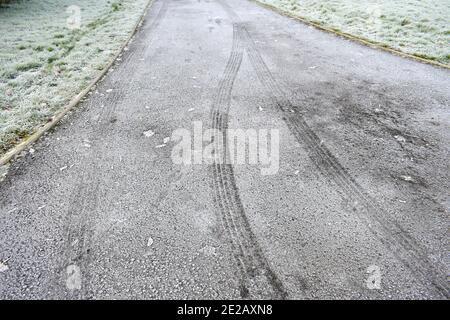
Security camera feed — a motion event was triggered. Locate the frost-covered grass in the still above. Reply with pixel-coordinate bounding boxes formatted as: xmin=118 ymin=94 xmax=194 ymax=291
xmin=257 ymin=0 xmax=450 ymax=64
xmin=0 ymin=0 xmax=149 ymax=154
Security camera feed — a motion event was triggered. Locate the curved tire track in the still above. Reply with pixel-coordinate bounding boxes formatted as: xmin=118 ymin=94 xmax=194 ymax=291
xmin=114 ymin=0 xmax=169 ymax=80
xmin=62 ymin=1 xmax=169 ymax=298
xmin=210 ymin=23 xmax=288 ymax=299
xmin=246 ymin=30 xmax=448 ymax=300
xmin=217 ymin=0 xmax=449 ymax=298
xmin=241 ymin=26 xmax=449 ymax=298
xmin=63 ymin=88 xmax=126 ymax=298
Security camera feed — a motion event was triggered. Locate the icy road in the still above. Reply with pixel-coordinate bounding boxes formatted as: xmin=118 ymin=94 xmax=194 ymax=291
xmin=0 ymin=0 xmax=449 ymax=299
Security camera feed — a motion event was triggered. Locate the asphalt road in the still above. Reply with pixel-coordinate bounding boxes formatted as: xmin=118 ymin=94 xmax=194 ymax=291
xmin=0 ymin=0 xmax=449 ymax=299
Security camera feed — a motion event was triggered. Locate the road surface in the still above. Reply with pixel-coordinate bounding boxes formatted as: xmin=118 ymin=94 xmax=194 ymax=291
xmin=0 ymin=0 xmax=449 ymax=299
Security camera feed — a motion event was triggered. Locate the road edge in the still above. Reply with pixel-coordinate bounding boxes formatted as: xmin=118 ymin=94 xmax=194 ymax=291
xmin=251 ymin=0 xmax=450 ymax=70
xmin=0 ymin=0 xmax=154 ymax=167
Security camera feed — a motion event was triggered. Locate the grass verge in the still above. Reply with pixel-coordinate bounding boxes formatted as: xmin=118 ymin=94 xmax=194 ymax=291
xmin=0 ymin=0 xmax=150 ymax=155
xmin=254 ymin=0 xmax=449 ymax=66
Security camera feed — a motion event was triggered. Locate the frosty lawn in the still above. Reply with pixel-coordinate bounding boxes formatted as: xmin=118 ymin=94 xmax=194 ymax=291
xmin=0 ymin=0 xmax=149 ymax=155
xmin=256 ymin=0 xmax=449 ymax=65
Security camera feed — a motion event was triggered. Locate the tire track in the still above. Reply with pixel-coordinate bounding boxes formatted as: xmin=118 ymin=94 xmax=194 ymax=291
xmin=210 ymin=23 xmax=288 ymax=299
xmin=64 ymin=177 xmax=100 ymax=298
xmin=230 ymin=16 xmax=449 ymax=297
xmin=63 ymin=90 xmax=124 ymax=298
xmin=216 ymin=0 xmax=449 ymax=298
xmin=114 ymin=0 xmax=169 ymax=81
xmin=142 ymin=0 xmax=169 ymax=33
xmin=62 ymin=1 xmax=170 ymax=298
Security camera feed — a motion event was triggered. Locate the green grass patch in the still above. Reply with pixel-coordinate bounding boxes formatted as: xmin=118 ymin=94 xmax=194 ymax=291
xmin=34 ymin=45 xmax=45 ymax=52
xmin=400 ymin=18 xmax=410 ymax=26
xmin=15 ymin=61 xmax=42 ymax=72
xmin=47 ymin=55 xmax=59 ymax=63
xmin=111 ymin=2 xmax=123 ymax=12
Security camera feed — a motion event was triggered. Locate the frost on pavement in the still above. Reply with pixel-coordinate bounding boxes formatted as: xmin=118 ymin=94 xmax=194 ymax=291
xmin=258 ymin=0 xmax=449 ymax=64
xmin=0 ymin=0 xmax=149 ymax=155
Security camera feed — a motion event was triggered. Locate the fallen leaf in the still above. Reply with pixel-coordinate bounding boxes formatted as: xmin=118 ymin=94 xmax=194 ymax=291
xmin=199 ymin=245 xmax=216 ymax=256
xmin=400 ymin=175 xmax=413 ymax=182
xmin=394 ymin=135 xmax=406 ymax=143
xmin=143 ymin=130 xmax=155 ymax=138
xmin=0 ymin=260 xmax=9 ymax=273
